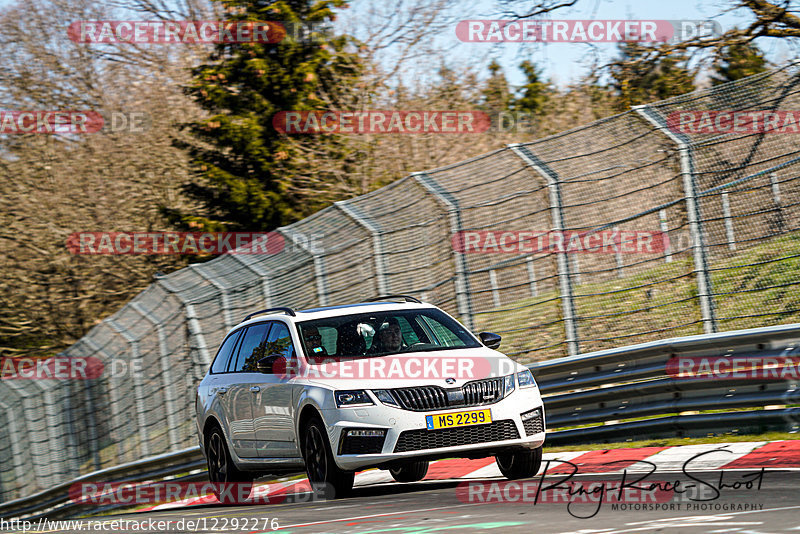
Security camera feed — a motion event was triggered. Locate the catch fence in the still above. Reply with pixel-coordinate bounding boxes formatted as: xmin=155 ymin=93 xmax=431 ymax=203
xmin=1 ymin=63 xmax=799 ymax=502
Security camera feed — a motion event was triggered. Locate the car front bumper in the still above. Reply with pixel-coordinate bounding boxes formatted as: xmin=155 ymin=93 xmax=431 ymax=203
xmin=321 ymin=387 xmax=545 ymax=471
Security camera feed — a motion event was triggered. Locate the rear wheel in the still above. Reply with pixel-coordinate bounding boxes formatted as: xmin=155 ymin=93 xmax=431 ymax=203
xmin=205 ymin=426 xmax=253 ymax=504
xmin=302 ymin=417 xmax=354 ymax=499
xmin=496 ymin=446 xmax=543 ymax=480
xmin=389 ymin=460 xmax=429 ymax=482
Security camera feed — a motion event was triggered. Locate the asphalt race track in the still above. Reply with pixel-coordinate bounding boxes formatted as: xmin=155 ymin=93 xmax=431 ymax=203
xmin=48 ymin=468 xmax=800 ymax=534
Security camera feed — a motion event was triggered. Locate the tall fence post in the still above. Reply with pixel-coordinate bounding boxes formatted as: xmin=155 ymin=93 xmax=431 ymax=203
xmin=335 ymin=201 xmax=389 ymax=295
xmin=107 ymin=319 xmax=151 ymax=458
xmin=634 ymin=106 xmax=718 ymax=334
xmin=131 ymin=302 xmax=182 ymax=452
xmin=0 ymin=400 xmax=28 ymax=496
xmin=413 ymin=172 xmax=475 ymax=330
xmin=509 ymin=144 xmax=579 ymax=357
xmin=526 ymin=257 xmax=538 ymax=297
xmin=721 ymin=191 xmax=736 ymax=251
xmin=659 ymin=209 xmax=673 ymax=262
xmin=230 ymin=255 xmax=273 ymax=308
xmin=80 ymin=372 xmax=102 ymax=472
xmin=191 ymin=264 xmax=234 ymax=330
xmin=280 ymin=228 xmax=329 ymax=307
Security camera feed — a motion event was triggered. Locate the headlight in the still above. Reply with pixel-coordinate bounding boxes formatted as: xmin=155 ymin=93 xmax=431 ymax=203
xmin=517 ymin=369 xmax=537 ymax=388
xmin=335 ymin=390 xmax=374 ymax=407
xmin=503 ymin=374 xmax=515 ymax=397
xmin=372 ymin=389 xmax=399 ymax=407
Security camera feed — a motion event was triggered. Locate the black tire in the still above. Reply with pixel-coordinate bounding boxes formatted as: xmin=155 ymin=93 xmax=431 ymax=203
xmin=302 ymin=417 xmax=355 ymax=499
xmin=205 ymin=426 xmax=253 ymax=504
xmin=389 ymin=460 xmax=429 ymax=482
xmin=496 ymin=446 xmax=543 ymax=480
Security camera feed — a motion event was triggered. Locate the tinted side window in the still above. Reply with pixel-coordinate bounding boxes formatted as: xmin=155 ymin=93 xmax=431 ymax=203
xmin=210 ymin=330 xmax=241 ymax=374
xmin=265 ymin=322 xmax=294 ymax=360
xmin=232 ymin=323 xmax=269 ymax=372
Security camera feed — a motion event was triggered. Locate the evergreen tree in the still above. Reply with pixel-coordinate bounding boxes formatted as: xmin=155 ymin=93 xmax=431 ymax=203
xmin=513 ymin=60 xmax=549 ymax=115
xmin=170 ymin=0 xmax=364 ymax=232
xmin=610 ymin=44 xmax=696 ymax=110
xmin=712 ymin=41 xmax=768 ymax=85
xmin=481 ymin=60 xmax=512 ymax=115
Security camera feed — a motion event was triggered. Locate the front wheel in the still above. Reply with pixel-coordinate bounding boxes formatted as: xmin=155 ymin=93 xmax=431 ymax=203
xmin=389 ymin=460 xmax=429 ymax=482
xmin=303 ymin=417 xmax=354 ymax=499
xmin=205 ymin=426 xmax=253 ymax=504
xmin=496 ymin=446 xmax=543 ymax=480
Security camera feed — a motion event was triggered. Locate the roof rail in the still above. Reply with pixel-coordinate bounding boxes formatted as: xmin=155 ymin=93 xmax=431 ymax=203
xmin=242 ymin=307 xmax=296 ymax=322
xmin=365 ymin=295 xmax=422 ymax=304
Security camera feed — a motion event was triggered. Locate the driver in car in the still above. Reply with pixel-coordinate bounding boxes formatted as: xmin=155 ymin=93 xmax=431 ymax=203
xmin=369 ymin=318 xmax=403 ymax=354
xmin=303 ymin=325 xmax=329 ymax=358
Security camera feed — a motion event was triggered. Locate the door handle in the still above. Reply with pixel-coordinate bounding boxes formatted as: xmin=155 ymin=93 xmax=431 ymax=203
xmin=249 ymin=386 xmax=261 ymax=393
xmin=216 ymin=387 xmax=228 ymax=395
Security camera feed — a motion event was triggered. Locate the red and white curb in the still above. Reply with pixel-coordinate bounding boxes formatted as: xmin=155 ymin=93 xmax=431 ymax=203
xmin=137 ymin=440 xmax=800 ymax=511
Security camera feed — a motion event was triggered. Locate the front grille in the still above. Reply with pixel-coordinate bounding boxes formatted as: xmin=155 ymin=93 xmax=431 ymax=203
xmin=389 ymin=377 xmax=505 ymax=412
xmin=522 ymin=408 xmax=544 ymax=436
xmin=394 ymin=419 xmax=519 ymax=453
xmin=393 ymin=386 xmax=448 ymax=411
xmin=339 ymin=434 xmax=386 ymax=455
xmin=462 ymin=377 xmax=503 ymax=406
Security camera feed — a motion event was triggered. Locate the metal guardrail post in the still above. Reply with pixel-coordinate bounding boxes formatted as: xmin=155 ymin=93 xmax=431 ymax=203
xmin=413 ymin=172 xmax=475 ymax=330
xmin=635 ymin=105 xmax=718 ymax=334
xmin=509 ymin=144 xmax=579 ymax=357
xmin=280 ymin=228 xmax=329 ymax=307
xmin=107 ymin=319 xmax=151 ymax=458
xmin=335 ymin=201 xmax=389 ymax=295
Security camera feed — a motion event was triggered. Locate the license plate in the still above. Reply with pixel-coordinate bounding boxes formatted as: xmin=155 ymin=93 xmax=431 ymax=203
xmin=425 ymin=409 xmax=492 ymax=430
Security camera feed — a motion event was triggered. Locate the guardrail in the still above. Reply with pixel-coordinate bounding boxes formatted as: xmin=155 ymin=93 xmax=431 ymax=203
xmin=2 ymin=323 xmax=798 ymax=520
xmin=0 ymin=447 xmax=205 ymax=521
xmin=530 ymin=322 xmax=800 ymax=445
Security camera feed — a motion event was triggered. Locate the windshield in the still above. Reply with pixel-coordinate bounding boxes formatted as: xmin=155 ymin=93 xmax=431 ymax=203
xmin=297 ymin=308 xmax=481 ymax=359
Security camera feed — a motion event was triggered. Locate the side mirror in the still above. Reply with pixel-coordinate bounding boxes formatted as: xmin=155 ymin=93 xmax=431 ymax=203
xmin=257 ymin=354 xmax=286 ymax=374
xmin=479 ymin=332 xmax=502 ymax=350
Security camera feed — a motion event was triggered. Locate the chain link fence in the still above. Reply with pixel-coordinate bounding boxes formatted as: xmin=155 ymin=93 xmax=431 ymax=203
xmin=1 ymin=63 xmax=799 ymax=502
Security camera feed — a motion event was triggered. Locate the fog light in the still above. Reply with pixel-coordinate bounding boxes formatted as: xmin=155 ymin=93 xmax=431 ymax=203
xmin=521 ymin=408 xmax=540 ymax=421
xmin=346 ymin=429 xmax=386 ymax=437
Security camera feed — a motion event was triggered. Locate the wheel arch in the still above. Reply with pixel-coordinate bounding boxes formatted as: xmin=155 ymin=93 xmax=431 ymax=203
xmin=296 ymin=404 xmax=323 ymax=449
